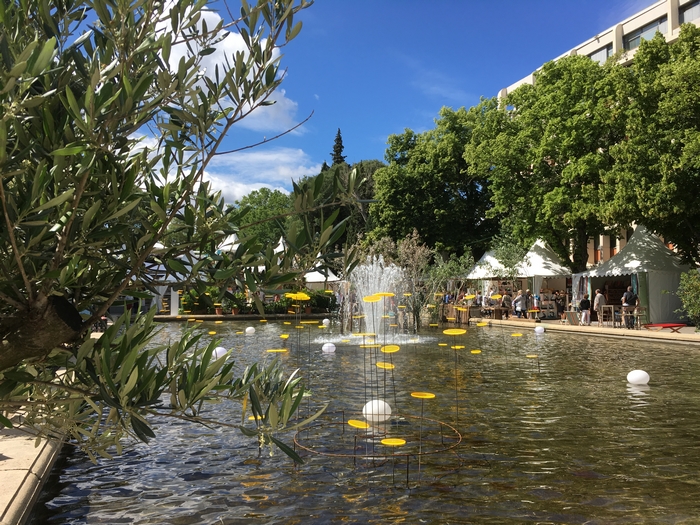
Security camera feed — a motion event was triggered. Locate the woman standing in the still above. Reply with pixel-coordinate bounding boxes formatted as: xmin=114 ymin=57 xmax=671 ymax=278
xmin=580 ymin=293 xmax=591 ymax=326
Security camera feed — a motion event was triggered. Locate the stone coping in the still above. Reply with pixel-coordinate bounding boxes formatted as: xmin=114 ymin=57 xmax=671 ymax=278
xmin=0 ymin=427 xmax=62 ymax=525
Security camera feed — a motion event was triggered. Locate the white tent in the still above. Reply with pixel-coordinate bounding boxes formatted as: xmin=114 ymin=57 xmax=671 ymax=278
xmin=466 ymin=250 xmax=506 ymax=280
xmin=516 ymin=240 xmax=571 ymax=278
xmin=579 ymin=225 xmax=691 ymax=323
xmin=304 ymin=268 xmax=339 ymax=290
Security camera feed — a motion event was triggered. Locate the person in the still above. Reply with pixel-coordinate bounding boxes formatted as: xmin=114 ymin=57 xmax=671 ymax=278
xmin=475 ymin=290 xmax=483 ymax=306
xmin=501 ymin=291 xmax=512 ymax=319
xmin=621 ymin=286 xmax=638 ymax=329
xmin=593 ymin=289 xmax=606 ymax=326
xmin=513 ymin=290 xmax=524 ymax=318
xmin=579 ymin=293 xmax=591 ymax=325
xmin=554 ymin=291 xmax=565 ymax=320
xmin=523 ymin=289 xmax=532 ymax=318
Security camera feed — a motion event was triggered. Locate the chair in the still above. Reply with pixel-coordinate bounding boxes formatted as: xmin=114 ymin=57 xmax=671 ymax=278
xmin=634 ymin=307 xmax=648 ymax=329
xmin=565 ymin=311 xmax=580 ymax=326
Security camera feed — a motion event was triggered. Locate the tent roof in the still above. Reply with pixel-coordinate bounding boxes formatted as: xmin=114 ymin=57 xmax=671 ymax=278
xmin=467 ymin=240 xmax=571 ymax=279
xmin=587 ymin=225 xmax=689 ymax=277
xmin=305 ymin=268 xmax=339 ymax=283
xmin=466 ymin=250 xmax=505 ymax=280
xmin=516 ymin=239 xmax=571 ymax=277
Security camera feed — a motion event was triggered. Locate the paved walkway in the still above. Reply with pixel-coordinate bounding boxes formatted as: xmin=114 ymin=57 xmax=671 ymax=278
xmin=1 ymin=319 xmax=698 ymax=524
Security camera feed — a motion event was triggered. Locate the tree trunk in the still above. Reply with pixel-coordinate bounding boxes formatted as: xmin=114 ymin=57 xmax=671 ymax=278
xmin=0 ymin=295 xmax=84 ymax=372
xmin=571 ymin=226 xmax=590 ymax=273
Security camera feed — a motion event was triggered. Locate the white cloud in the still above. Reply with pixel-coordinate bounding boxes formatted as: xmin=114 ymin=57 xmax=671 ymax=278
xmin=164 ymin=8 xmax=302 ymax=134
xmin=205 ymin=147 xmax=321 ymax=204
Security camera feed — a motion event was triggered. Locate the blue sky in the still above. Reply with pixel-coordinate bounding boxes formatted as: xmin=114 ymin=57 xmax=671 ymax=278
xmin=205 ymin=0 xmax=655 ymax=203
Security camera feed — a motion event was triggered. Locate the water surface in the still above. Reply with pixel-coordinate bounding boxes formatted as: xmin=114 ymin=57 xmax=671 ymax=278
xmin=30 ymin=321 xmax=700 ymax=524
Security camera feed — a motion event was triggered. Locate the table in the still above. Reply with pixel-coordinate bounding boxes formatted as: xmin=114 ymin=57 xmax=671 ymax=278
xmin=598 ymin=305 xmax=621 ymax=328
xmin=643 ymin=323 xmax=686 ymax=333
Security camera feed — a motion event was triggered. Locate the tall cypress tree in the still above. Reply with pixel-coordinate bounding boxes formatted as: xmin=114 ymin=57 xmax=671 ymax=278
xmin=331 ymin=128 xmax=346 ymax=165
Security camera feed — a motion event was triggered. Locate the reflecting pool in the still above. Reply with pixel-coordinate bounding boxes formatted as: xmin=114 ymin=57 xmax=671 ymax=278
xmin=30 ymin=321 xmax=700 ymax=524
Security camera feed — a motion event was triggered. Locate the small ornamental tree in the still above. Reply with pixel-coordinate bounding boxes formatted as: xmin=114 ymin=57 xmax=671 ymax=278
xmin=0 ymin=0 xmax=356 ymax=462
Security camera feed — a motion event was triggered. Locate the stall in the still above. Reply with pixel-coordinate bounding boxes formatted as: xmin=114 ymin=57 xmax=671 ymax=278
xmin=576 ymin=226 xmax=691 ymax=324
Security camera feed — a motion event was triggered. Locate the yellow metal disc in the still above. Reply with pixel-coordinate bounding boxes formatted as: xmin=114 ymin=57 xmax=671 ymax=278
xmin=348 ymin=419 xmax=370 ymax=429
xmin=443 ymin=328 xmax=466 ymax=335
xmin=411 ymin=392 xmax=436 ymax=399
xmin=267 ymin=348 xmax=288 ymax=353
xmin=381 ymin=438 xmax=406 ymax=446
xmin=375 ymin=292 xmax=395 ymax=297
xmin=381 ymin=345 xmax=400 ymax=353
xmin=511 ymin=333 xmax=523 ymax=337
xmin=471 ymin=349 xmax=482 ymax=354
xmin=526 ymin=354 xmax=539 ymax=358
xmin=208 ymin=331 xmax=216 ymax=335
xmin=214 ymin=320 xmax=223 ymax=324
xmin=280 ymin=334 xmax=290 ymax=339
xmin=477 ymin=322 xmax=488 ymax=327
xmin=376 ymin=362 xmax=395 ymax=369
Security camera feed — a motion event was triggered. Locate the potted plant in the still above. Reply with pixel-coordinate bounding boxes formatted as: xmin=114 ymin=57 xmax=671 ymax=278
xmin=223 ymin=292 xmax=246 ymax=315
xmin=214 ymin=303 xmax=223 ymax=316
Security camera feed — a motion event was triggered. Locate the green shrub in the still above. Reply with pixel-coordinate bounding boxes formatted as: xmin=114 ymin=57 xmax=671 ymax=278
xmin=677 ymin=270 xmax=700 ymax=329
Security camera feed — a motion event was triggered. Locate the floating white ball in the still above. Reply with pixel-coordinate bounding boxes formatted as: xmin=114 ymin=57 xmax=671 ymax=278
xmin=627 ymin=369 xmax=650 ymax=385
xmin=362 ymin=399 xmax=392 ymax=423
xmin=322 ymin=318 xmax=331 ymax=327
xmin=534 ymin=326 xmax=545 ymax=334
xmin=245 ymin=326 xmax=255 ymax=335
xmin=322 ymin=342 xmax=336 ymax=353
xmin=212 ymin=346 xmax=228 ymax=360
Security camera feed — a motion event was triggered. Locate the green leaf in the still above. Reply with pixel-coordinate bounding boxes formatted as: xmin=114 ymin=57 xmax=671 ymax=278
xmin=52 ymin=146 xmax=85 ymax=156
xmin=270 ymin=435 xmax=303 ymax=464
xmin=131 ymin=416 xmax=155 ymax=442
xmin=0 ymin=413 xmax=13 ymax=428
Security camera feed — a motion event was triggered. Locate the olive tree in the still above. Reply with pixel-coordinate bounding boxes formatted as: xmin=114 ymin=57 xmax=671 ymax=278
xmin=0 ymin=0 xmax=352 ymax=462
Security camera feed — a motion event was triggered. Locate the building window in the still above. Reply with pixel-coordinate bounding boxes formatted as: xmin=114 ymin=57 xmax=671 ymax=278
xmin=589 ymin=44 xmax=613 ymax=64
xmin=623 ymin=16 xmax=668 ymax=50
xmin=681 ymin=0 xmax=700 ymax=24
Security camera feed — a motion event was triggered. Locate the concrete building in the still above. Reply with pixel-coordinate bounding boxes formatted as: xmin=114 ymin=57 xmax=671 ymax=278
xmin=498 ymin=0 xmax=700 ymax=268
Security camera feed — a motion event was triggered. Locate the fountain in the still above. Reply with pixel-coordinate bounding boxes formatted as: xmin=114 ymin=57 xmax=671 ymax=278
xmin=349 ymin=256 xmax=405 ymax=335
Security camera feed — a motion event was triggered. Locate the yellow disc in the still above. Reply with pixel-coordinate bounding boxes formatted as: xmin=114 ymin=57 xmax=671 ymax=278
xmin=325 ymin=289 xmax=334 ymax=294
xmin=363 ymin=295 xmax=381 ymax=303
xmin=389 ymin=324 xmax=398 ymax=327
xmin=427 ymin=304 xmax=436 ymax=308
xmin=352 ymin=332 xmax=376 ymax=337
xmin=188 ymin=317 xmax=196 ymax=320
xmin=196 ymin=320 xmax=204 ymax=323
xmin=411 ymin=392 xmax=436 ymax=399
xmin=279 ymin=334 xmax=290 ymax=339
xmin=176 ymin=316 xmax=182 ymax=319
xmin=398 ymin=305 xmax=406 ymax=309
xmin=295 ymin=325 xmax=305 ymax=329
xmin=471 ymin=349 xmax=482 ymax=354
xmin=381 ymin=438 xmax=406 ymax=446
xmin=511 ymin=333 xmax=523 ymax=337
xmin=236 ymin=331 xmax=244 ymax=334
xmin=464 ymin=294 xmax=476 ymax=300
xmin=375 ymin=292 xmax=395 ymax=297
xmin=381 ymin=345 xmax=400 ymax=353
xmin=491 ymin=294 xmax=502 ymax=300
xmin=267 ymin=348 xmax=288 ymax=353
xmin=348 ymin=419 xmax=370 ymax=429
xmin=215 ymin=320 xmax=223 ymax=324
xmin=360 ymin=344 xmax=381 ymax=348
xmin=287 ymin=310 xmax=296 ymax=314
xmin=477 ymin=322 xmax=488 ymax=327
xmin=434 ymin=292 xmax=444 ymax=297
xmin=260 ymin=319 xmax=267 ymax=323
xmin=283 ymin=321 xmax=292 ymax=325
xmin=403 ymin=293 xmax=412 ymax=297
xmin=376 ymin=362 xmax=395 ymax=369
xmin=455 ymin=307 xmax=466 ymax=311
xmin=526 ymin=354 xmax=539 ymax=358
xmin=443 ymin=328 xmax=466 ymax=335
xmin=446 ymin=317 xmax=456 ymax=321
xmin=248 ymin=415 xmax=262 ymax=420
xmin=382 ymin=315 xmax=390 ymax=318
xmin=429 ymin=323 xmax=439 ymax=327
xmin=208 ymin=331 xmax=216 ymax=335
xmin=301 ymin=320 xmax=319 ymax=324
xmin=451 ymin=345 xmax=465 ymax=350
xmin=341 ymin=339 xmax=350 ymax=343
xmin=438 ymin=343 xmax=448 ymax=347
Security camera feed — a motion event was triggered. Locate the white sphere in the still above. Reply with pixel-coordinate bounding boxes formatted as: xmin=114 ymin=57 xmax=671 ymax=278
xmin=362 ymin=399 xmax=392 ymax=423
xmin=212 ymin=346 xmax=228 ymax=360
xmin=534 ymin=326 xmax=545 ymax=334
xmin=627 ymin=369 xmax=650 ymax=385
xmin=245 ymin=326 xmax=255 ymax=335
xmin=322 ymin=318 xmax=331 ymax=327
xmin=322 ymin=342 xmax=336 ymax=353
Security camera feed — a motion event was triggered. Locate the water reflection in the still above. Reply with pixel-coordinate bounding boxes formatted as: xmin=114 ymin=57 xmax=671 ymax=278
xmin=29 ymin=322 xmax=700 ymax=524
